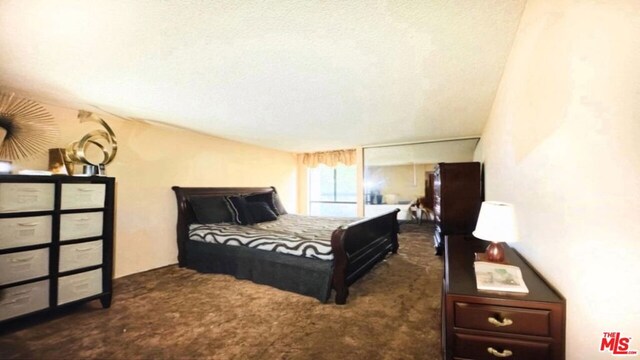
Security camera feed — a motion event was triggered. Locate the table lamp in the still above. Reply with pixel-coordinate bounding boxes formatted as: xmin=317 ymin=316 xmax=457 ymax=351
xmin=472 ymin=201 xmax=518 ymax=262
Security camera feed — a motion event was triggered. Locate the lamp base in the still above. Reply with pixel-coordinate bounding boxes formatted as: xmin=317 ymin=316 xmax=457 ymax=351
xmin=485 ymin=242 xmax=505 ymax=263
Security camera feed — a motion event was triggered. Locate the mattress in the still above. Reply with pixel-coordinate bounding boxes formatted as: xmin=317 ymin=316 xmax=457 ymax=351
xmin=188 ymin=214 xmax=356 ymax=261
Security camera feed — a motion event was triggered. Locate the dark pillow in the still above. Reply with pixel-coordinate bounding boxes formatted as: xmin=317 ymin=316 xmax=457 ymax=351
xmin=246 ymin=201 xmax=278 ymax=223
xmin=272 ymin=191 xmax=287 ymax=215
xmin=190 ymin=195 xmax=232 ymax=224
xmin=245 ymin=191 xmax=280 ymax=215
xmin=223 ymin=196 xmax=254 ymax=225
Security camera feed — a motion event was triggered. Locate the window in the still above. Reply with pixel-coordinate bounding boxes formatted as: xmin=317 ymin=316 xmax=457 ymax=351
xmin=308 ymin=164 xmax=357 ymax=217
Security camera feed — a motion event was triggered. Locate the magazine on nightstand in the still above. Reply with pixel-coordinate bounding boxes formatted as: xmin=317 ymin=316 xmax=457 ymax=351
xmin=474 ymin=261 xmax=529 ymax=293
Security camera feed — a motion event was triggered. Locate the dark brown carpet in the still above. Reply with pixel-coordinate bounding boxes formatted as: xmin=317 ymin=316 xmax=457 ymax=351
xmin=0 ymin=223 xmax=443 ymax=359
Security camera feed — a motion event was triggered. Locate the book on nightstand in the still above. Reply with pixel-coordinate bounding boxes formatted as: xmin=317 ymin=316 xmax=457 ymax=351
xmin=474 ymin=261 xmax=529 ymax=293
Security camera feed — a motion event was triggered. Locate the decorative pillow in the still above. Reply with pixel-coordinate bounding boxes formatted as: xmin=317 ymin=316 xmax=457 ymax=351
xmin=272 ymin=191 xmax=287 ymax=215
xmin=246 ymin=201 xmax=278 ymax=223
xmin=223 ymin=196 xmax=254 ymax=225
xmin=190 ymin=195 xmax=233 ymax=224
xmin=245 ymin=191 xmax=280 ymax=215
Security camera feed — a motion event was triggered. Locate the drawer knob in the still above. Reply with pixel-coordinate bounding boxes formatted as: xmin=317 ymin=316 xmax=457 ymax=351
xmin=488 ymin=316 xmax=513 ymax=327
xmin=487 ymin=347 xmax=513 ymax=358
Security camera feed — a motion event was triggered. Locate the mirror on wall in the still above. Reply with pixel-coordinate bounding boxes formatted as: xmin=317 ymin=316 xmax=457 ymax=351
xmin=363 ymin=138 xmax=479 ymax=220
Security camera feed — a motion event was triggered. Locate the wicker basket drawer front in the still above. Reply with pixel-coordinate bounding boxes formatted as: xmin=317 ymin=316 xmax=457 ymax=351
xmin=0 ymin=280 xmax=49 ymax=321
xmin=0 ymin=248 xmax=49 ymax=285
xmin=0 ymin=183 xmax=54 ymax=213
xmin=57 ymin=269 xmax=102 ymax=305
xmin=61 ymin=184 xmax=106 ymax=210
xmin=60 ymin=212 xmax=103 ymax=240
xmin=0 ymin=215 xmax=52 ymax=250
xmin=59 ymin=240 xmax=103 ymax=272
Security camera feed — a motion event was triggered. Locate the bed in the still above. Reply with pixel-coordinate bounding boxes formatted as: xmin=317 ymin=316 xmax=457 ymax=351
xmin=172 ymin=186 xmax=399 ymax=304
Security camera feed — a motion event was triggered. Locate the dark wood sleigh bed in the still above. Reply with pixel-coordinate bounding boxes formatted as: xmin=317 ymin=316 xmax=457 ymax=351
xmin=172 ymin=186 xmax=399 ymax=304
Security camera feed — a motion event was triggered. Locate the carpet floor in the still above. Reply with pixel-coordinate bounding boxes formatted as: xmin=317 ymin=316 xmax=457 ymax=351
xmin=0 ymin=223 xmax=443 ymax=359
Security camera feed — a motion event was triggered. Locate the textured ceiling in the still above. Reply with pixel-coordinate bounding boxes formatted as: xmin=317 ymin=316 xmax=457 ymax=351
xmin=0 ymin=0 xmax=525 ymax=152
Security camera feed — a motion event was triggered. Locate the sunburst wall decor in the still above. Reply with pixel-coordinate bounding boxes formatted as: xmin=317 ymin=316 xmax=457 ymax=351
xmin=0 ymin=93 xmax=58 ymax=160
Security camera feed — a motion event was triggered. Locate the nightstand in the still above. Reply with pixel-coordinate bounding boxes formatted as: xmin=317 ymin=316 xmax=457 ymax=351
xmin=442 ymin=235 xmax=565 ymax=359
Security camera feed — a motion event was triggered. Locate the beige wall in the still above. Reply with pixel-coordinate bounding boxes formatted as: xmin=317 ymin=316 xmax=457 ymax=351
xmin=296 ymin=154 xmax=309 ymax=215
xmin=476 ymin=0 xmax=640 ymax=358
xmin=11 ymin=100 xmax=298 ymax=278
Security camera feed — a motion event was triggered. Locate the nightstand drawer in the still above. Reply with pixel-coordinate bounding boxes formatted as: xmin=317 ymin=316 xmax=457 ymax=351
xmin=61 ymin=184 xmax=106 ymax=210
xmin=0 ymin=280 xmax=49 ymax=321
xmin=58 ymin=269 xmax=102 ymax=305
xmin=455 ymin=302 xmax=551 ymax=336
xmin=454 ymin=333 xmax=551 ymax=360
xmin=59 ymin=240 xmax=103 ymax=272
xmin=60 ymin=212 xmax=103 ymax=240
xmin=0 ymin=183 xmax=54 ymax=213
xmin=0 ymin=248 xmax=49 ymax=285
xmin=0 ymin=215 xmax=52 ymax=249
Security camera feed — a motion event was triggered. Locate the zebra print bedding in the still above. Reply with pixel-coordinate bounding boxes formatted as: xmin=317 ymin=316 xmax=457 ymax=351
xmin=188 ymin=214 xmax=357 ymax=261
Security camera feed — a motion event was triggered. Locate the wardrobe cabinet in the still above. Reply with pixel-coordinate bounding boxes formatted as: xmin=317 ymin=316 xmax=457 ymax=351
xmin=433 ymin=162 xmax=481 ymax=255
xmin=0 ymin=175 xmax=115 ymax=323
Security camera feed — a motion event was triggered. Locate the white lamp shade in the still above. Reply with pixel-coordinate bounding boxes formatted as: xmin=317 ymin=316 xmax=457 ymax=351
xmin=473 ymin=201 xmax=518 ymax=243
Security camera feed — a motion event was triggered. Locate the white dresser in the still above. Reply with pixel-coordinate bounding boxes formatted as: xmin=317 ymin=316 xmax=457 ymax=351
xmin=0 ymin=175 xmax=115 ymax=323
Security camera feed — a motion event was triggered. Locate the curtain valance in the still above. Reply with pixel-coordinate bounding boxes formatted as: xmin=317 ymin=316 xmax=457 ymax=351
xmin=301 ymin=149 xmax=356 ymax=168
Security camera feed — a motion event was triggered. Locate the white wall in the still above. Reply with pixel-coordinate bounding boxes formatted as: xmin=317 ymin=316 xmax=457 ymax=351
xmin=11 ymin=100 xmax=298 ymax=278
xmin=475 ymin=0 xmax=640 ymax=358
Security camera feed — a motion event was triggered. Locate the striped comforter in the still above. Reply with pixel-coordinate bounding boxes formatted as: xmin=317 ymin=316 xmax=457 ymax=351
xmin=188 ymin=214 xmax=356 ymax=261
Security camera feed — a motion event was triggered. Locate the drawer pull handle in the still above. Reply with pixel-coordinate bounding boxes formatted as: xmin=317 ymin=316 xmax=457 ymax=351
xmin=488 ymin=316 xmax=513 ymax=327
xmin=487 ymin=347 xmax=513 ymax=358
xmin=1 ymin=296 xmax=30 ymax=306
xmin=75 ymin=247 xmax=94 ymax=252
xmin=10 ymin=255 xmax=35 ymax=263
xmin=17 ymin=222 xmax=39 ymax=227
xmin=18 ymin=188 xmax=40 ymax=193
xmin=11 ymin=289 xmax=34 ymax=296
xmin=77 ymin=188 xmax=96 ymax=192
xmin=74 ymin=217 xmax=91 ymax=221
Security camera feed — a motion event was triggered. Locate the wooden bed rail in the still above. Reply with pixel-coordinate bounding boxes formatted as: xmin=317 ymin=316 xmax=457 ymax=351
xmin=331 ymin=209 xmax=400 ymax=304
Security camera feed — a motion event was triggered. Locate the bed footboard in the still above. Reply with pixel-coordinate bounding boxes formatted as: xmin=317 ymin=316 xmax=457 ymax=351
xmin=331 ymin=210 xmax=399 ymax=304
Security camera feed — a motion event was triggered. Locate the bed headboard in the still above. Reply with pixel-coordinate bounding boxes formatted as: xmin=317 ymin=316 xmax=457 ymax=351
xmin=171 ymin=186 xmax=276 ymax=266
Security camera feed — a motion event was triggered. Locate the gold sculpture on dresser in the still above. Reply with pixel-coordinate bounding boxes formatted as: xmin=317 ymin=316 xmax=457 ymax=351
xmin=66 ymin=110 xmax=118 ymax=175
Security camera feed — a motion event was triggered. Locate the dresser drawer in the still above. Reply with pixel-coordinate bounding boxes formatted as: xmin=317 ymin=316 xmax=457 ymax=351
xmin=60 ymin=212 xmax=103 ymax=241
xmin=0 ymin=248 xmax=49 ymax=285
xmin=454 ymin=333 xmax=551 ymax=360
xmin=0 ymin=280 xmax=49 ymax=321
xmin=0 ymin=280 xmax=49 ymax=320
xmin=57 ymin=269 xmax=102 ymax=305
xmin=455 ymin=302 xmax=551 ymax=337
xmin=61 ymin=184 xmax=106 ymax=210
xmin=0 ymin=216 xmax=52 ymax=250
xmin=59 ymin=240 xmax=103 ymax=272
xmin=0 ymin=183 xmax=55 ymax=213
